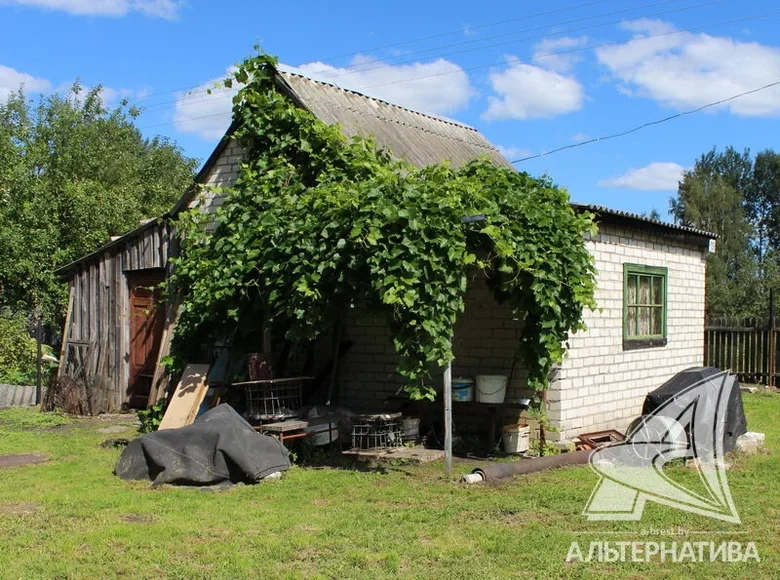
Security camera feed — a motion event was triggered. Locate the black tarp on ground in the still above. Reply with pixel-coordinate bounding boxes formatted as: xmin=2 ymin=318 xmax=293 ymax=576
xmin=641 ymin=366 xmax=747 ymax=453
xmin=116 ymin=404 xmax=290 ymax=486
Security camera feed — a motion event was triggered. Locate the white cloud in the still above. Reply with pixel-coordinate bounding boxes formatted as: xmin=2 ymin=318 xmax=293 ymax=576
xmin=598 ymin=162 xmax=686 ymax=191
xmin=571 ymin=132 xmax=590 ymax=143
xmin=462 ymin=24 xmax=478 ymax=37
xmin=597 ymin=19 xmax=780 ymax=116
xmin=483 ymin=56 xmax=584 ymax=120
xmin=173 ymin=71 xmax=237 ymax=140
xmin=175 ymin=56 xmax=474 ymax=141
xmin=296 ymin=55 xmax=474 ymax=116
xmin=1 ymin=0 xmax=183 ymax=19
xmin=497 ymin=145 xmax=532 ymax=160
xmin=532 ymin=36 xmax=589 ymax=73
xmin=0 ymin=64 xmax=50 ymax=102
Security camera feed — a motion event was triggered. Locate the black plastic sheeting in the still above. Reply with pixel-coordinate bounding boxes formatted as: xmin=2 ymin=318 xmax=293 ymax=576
xmin=641 ymin=366 xmax=747 ymax=453
xmin=116 ymin=404 xmax=291 ymax=486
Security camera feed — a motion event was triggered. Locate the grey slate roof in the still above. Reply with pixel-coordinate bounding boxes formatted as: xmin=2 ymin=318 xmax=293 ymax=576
xmin=276 ymin=69 xmax=512 ymax=170
xmin=571 ymin=202 xmax=717 ymax=242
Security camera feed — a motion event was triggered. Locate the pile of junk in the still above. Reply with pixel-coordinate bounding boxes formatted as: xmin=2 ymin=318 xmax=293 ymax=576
xmin=463 ymin=366 xmax=751 ymax=483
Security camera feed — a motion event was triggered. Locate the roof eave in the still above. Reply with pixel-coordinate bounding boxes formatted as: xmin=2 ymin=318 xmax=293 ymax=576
xmin=572 ymin=202 xmax=716 ymax=249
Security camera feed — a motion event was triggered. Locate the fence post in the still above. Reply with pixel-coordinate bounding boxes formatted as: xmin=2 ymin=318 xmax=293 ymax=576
xmin=769 ymin=289 xmax=776 ymax=388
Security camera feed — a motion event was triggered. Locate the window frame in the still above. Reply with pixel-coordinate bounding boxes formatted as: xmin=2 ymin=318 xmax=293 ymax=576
xmin=622 ymin=263 xmax=668 ymax=350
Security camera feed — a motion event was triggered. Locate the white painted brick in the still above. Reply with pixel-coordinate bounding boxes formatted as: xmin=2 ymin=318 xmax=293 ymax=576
xmin=557 ymin=223 xmax=707 ymax=441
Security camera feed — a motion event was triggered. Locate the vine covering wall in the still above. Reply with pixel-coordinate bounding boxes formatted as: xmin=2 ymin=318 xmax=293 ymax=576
xmin=169 ymin=53 xmax=597 ymax=402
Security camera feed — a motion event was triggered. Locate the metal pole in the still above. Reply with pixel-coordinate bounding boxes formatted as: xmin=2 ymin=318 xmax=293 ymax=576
xmin=35 ymin=314 xmax=42 ymax=405
xmin=443 ymin=361 xmax=452 ymax=478
xmin=770 ymin=289 xmax=776 ymax=388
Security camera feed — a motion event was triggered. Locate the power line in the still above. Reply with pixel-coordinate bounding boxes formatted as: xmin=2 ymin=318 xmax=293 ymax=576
xmin=139 ymin=3 xmax=770 ymax=122
xmin=140 ymin=110 xmax=229 ymax=131
xmin=308 ymin=0 xmax=707 ymax=81
xmin=359 ymin=8 xmax=779 ymax=90
xmin=280 ymin=0 xmax=620 ymax=66
xmin=137 ymin=8 xmax=780 ymax=133
xmin=510 ymin=79 xmax=780 ymax=164
xmin=131 ymin=0 xmax=622 ymax=106
xmin=136 ymin=0 xmax=690 ymax=110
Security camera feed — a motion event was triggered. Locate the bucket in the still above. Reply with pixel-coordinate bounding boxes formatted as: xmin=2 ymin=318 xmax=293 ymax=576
xmin=452 ymin=377 xmax=475 ymax=402
xmin=476 ymin=375 xmax=507 ymax=404
xmin=304 ymin=423 xmax=339 ymax=446
xmin=503 ymin=425 xmax=530 ymax=454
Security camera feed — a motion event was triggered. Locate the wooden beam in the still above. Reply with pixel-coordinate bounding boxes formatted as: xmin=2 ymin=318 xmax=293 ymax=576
xmin=147 ymin=292 xmax=182 ymax=407
xmin=57 ymin=285 xmax=75 ymax=378
xmin=158 ymin=363 xmax=211 ymax=430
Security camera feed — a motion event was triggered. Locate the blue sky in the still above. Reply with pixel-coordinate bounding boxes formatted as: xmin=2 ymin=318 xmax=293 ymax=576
xmin=2 ymin=0 xmax=780 ymax=218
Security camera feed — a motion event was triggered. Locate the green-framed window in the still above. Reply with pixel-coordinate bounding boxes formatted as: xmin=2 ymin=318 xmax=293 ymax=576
xmin=623 ymin=263 xmax=667 ymax=350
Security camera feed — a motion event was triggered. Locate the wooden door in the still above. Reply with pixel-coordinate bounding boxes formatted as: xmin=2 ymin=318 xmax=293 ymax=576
xmin=128 ymin=271 xmax=165 ymax=408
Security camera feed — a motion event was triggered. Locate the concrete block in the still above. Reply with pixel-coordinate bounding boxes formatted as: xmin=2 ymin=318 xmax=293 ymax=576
xmin=735 ymin=432 xmax=765 ymax=455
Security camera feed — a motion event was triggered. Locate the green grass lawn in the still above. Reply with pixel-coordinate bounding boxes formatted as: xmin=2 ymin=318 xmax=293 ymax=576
xmin=0 ymin=393 xmax=778 ymax=579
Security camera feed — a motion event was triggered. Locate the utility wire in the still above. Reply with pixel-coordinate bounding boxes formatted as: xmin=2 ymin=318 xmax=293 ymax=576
xmin=311 ymin=0 xmax=621 ymax=65
xmin=139 ymin=4 xmax=770 ymax=120
xmin=137 ymin=0 xmax=692 ymax=110
xmin=130 ymin=0 xmax=623 ymax=105
xmin=360 ymin=8 xmax=779 ymax=90
xmin=138 ymin=8 xmax=780 ymax=132
xmin=308 ymin=0 xmax=714 ymax=81
xmin=510 ymin=79 xmax=780 ymax=164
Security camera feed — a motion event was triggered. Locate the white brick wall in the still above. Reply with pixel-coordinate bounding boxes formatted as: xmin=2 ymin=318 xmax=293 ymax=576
xmin=188 ymin=140 xmax=245 ymax=216
xmin=189 ymin=141 xmax=709 ymax=441
xmin=549 ymin=224 xmax=708 ymax=442
xmin=334 ymin=273 xmax=531 ymax=417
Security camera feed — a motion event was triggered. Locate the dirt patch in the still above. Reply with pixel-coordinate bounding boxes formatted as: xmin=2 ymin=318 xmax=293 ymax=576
xmin=98 ymin=425 xmax=132 ymax=434
xmin=0 ymin=502 xmax=39 ymax=516
xmin=120 ymin=514 xmax=156 ymax=524
xmin=0 ymin=453 xmax=48 ymax=469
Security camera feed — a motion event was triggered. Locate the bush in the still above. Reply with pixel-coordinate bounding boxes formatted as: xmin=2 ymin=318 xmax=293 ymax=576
xmin=0 ymin=311 xmax=38 ymax=385
xmin=137 ymin=399 xmax=166 ymax=433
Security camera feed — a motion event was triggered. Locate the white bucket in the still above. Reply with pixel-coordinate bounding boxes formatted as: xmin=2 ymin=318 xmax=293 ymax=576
xmin=304 ymin=423 xmax=338 ymax=446
xmin=503 ymin=425 xmax=530 ymax=454
xmin=452 ymin=377 xmax=475 ymax=402
xmin=475 ymin=375 xmax=507 ymax=404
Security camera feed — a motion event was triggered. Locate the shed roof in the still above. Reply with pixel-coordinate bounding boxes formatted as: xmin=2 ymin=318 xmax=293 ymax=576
xmin=276 ymin=69 xmax=511 ymax=170
xmin=571 ymin=202 xmax=717 ymax=248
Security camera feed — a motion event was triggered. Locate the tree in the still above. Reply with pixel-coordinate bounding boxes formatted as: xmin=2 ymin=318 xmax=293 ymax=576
xmin=0 ymin=84 xmax=198 ymax=325
xmin=668 ymin=146 xmax=780 ymax=317
xmin=672 ymin=167 xmax=758 ymax=316
xmin=749 ymin=149 xmax=780 ymax=256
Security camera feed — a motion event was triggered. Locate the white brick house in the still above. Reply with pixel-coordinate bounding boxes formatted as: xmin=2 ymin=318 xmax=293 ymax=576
xmin=547 ymin=214 xmax=712 ymax=442
xmin=56 ymin=65 xmax=715 ymax=447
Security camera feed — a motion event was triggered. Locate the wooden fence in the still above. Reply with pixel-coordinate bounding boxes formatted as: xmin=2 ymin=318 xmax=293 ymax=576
xmin=704 ymin=316 xmax=777 ymax=386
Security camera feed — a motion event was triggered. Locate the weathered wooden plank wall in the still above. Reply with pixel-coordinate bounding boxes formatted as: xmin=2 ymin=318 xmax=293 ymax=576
xmin=58 ymin=221 xmax=170 ymax=411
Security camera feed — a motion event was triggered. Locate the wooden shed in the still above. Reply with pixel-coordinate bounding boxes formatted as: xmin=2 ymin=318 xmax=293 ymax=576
xmin=55 ymin=220 xmax=173 ymax=410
